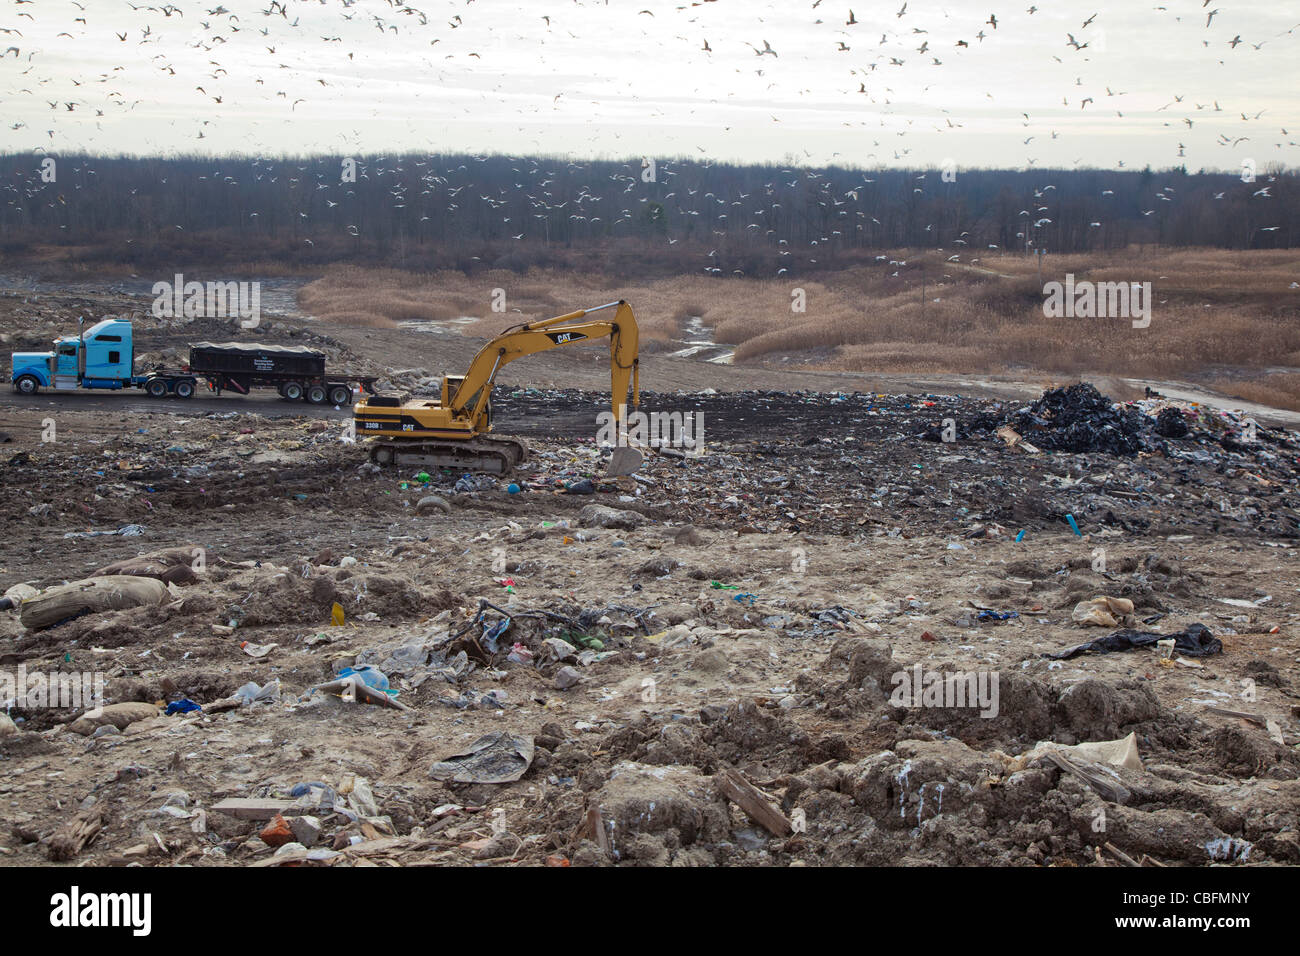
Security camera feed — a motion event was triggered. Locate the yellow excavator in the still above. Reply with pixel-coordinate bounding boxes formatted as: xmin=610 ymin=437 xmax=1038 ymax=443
xmin=355 ymin=299 xmax=640 ymax=475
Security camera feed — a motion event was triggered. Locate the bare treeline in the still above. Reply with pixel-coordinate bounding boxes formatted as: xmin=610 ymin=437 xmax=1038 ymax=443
xmin=0 ymin=152 xmax=1293 ymax=276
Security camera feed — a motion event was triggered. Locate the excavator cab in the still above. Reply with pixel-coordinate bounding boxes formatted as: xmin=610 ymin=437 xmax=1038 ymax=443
xmin=442 ymin=375 xmax=491 ymax=430
xmin=441 ymin=375 xmax=462 ymax=407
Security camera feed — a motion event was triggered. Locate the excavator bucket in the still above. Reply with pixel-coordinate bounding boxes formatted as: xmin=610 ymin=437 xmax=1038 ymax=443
xmin=606 ymin=445 xmax=643 ymax=477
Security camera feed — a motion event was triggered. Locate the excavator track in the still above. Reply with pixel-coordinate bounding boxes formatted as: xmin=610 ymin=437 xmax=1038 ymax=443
xmin=368 ymin=437 xmax=528 ymax=475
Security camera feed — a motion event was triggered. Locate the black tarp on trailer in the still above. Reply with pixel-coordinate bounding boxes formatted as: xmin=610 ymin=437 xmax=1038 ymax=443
xmin=188 ymin=341 xmax=326 ymax=379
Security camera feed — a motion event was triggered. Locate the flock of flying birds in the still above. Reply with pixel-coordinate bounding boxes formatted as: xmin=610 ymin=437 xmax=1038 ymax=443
xmin=0 ymin=0 xmax=1295 ymax=265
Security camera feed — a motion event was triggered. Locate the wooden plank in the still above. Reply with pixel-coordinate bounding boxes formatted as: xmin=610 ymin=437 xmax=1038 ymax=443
xmin=1203 ymin=705 xmax=1266 ymax=726
xmin=211 ymin=798 xmax=298 ymax=820
xmin=1104 ymin=842 xmax=1142 ymax=868
xmin=586 ymin=806 xmax=610 ymax=857
xmin=1042 ymin=752 xmax=1131 ymax=805
xmin=715 ymin=769 xmax=792 ymax=836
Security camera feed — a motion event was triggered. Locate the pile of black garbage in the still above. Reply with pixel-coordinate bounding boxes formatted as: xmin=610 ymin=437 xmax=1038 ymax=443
xmin=1009 ymin=383 xmax=1151 ymax=455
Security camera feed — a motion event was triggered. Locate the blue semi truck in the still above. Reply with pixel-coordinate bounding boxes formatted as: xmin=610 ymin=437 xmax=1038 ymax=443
xmin=10 ymin=318 xmax=375 ymax=404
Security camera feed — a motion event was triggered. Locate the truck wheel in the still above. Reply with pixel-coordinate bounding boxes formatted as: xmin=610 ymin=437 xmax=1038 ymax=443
xmin=146 ymin=379 xmax=168 ymax=398
xmin=328 ymin=385 xmax=352 ymax=407
xmin=306 ymin=384 xmax=327 ymax=405
xmin=282 ymin=381 xmax=303 ymax=401
xmin=174 ymin=380 xmax=195 ymax=399
xmin=13 ymin=375 xmax=40 ymax=396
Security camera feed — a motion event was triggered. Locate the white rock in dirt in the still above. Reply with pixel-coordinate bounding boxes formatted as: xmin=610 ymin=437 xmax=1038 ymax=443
xmin=289 ymin=815 xmax=323 ymax=847
xmin=66 ymin=702 xmax=160 ymax=736
xmin=578 ymin=504 xmax=645 ymax=530
xmin=555 ymin=666 xmax=583 ymax=690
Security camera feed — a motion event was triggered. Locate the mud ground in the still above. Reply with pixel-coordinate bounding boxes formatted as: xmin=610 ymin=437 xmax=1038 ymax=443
xmin=0 ymin=287 xmax=1298 ymax=867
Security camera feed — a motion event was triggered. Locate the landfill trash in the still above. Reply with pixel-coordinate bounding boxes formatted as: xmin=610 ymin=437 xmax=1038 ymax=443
xmin=1154 ymin=407 xmax=1190 ymax=438
xmin=507 ymin=643 xmax=534 ymax=664
xmin=289 ymin=781 xmax=338 ymax=807
xmin=61 ymin=524 xmax=146 ymax=539
xmin=1066 ymin=514 xmax=1082 ymax=536
xmin=1218 ymin=597 xmax=1269 ymax=609
xmin=563 ymin=478 xmax=595 ymax=495
xmin=233 ymin=680 xmax=281 ymax=705
xmin=240 ymin=640 xmax=278 ymax=658
xmin=336 ymin=665 xmax=391 ymax=692
xmin=975 ymin=609 xmax=1019 ymax=622
xmin=1015 ymin=530 xmax=1026 ymax=542
xmin=260 ymin=814 xmax=296 ymax=848
xmin=1009 ymin=383 xmax=1148 ymax=456
xmin=507 ymin=483 xmax=521 ymax=494
xmin=417 ymin=495 xmax=451 ymax=514
xmin=330 ymin=601 xmax=345 ymax=626
xmin=710 ymin=581 xmax=740 ymax=590
xmin=19 ymin=575 xmax=172 ymax=631
xmin=1071 ymin=596 xmax=1136 ymax=628
xmin=994 ymin=425 xmax=1040 ymax=454
xmin=540 ymin=637 xmax=578 ymax=662
xmin=1046 ymin=622 xmax=1222 ymax=660
xmin=93 ymin=546 xmax=201 ymax=585
xmin=1012 ymin=732 xmax=1143 ymax=772
xmin=428 ymin=731 xmax=535 ymax=784
xmin=310 ymin=675 xmax=411 ymax=711
xmin=341 ymin=774 xmax=379 ymax=818
xmin=165 ymin=699 xmax=201 ymax=716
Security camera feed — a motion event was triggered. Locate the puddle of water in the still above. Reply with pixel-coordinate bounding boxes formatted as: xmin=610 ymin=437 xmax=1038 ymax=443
xmin=668 ymin=314 xmax=734 ymax=365
xmin=398 ymin=315 xmax=479 ymax=334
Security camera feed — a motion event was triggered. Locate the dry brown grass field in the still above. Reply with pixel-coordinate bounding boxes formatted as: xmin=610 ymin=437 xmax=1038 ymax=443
xmin=297 ymin=247 xmax=1300 ymax=406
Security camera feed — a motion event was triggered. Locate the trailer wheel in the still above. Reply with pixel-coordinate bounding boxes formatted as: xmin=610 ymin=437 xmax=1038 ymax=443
xmin=328 ymin=385 xmax=352 ymax=407
xmin=282 ymin=381 xmax=303 ymax=401
xmin=13 ymin=375 xmax=40 ymax=396
xmin=306 ymin=384 xmax=327 ymax=405
xmin=146 ymin=379 xmax=169 ymax=398
xmin=174 ymin=380 xmax=195 ymax=399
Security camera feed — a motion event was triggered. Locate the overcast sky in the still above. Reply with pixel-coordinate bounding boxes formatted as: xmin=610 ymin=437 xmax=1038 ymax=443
xmin=2 ymin=0 xmax=1297 ymax=171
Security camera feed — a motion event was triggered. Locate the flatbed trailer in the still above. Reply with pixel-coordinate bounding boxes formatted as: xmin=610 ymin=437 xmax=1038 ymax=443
xmin=187 ymin=341 xmax=377 ymax=405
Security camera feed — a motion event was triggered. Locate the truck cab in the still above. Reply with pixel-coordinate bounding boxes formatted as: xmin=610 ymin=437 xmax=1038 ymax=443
xmin=10 ymin=318 xmax=135 ymax=394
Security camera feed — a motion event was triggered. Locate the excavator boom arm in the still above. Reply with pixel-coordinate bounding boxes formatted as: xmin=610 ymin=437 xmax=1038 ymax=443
xmin=451 ymin=300 xmax=639 ymax=430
